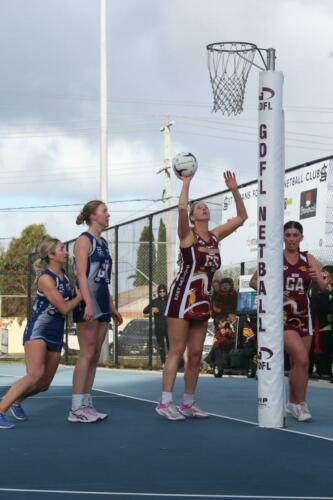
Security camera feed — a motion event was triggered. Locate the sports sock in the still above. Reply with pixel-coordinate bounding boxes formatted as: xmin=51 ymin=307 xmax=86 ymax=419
xmin=82 ymin=394 xmax=93 ymax=407
xmin=71 ymin=394 xmax=84 ymax=411
xmin=183 ymin=393 xmax=195 ymax=405
xmin=161 ymin=391 xmax=173 ymax=404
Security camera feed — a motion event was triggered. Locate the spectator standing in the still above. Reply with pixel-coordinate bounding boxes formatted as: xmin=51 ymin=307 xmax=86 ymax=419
xmin=309 ymin=266 xmax=333 ymax=380
xmin=143 ymin=284 xmax=169 ymax=365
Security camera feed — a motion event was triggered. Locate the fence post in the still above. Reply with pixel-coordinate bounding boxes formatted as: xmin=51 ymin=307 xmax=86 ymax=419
xmin=240 ymin=261 xmax=245 ymax=276
xmin=64 ymin=243 xmax=69 ymax=364
xmin=148 ymin=216 xmax=153 ymax=370
xmin=114 ymin=226 xmax=119 ymax=368
xmin=27 ymin=253 xmax=33 ymax=320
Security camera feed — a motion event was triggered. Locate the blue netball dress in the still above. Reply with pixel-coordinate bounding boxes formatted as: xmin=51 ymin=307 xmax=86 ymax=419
xmin=73 ymin=232 xmax=112 ymax=323
xmin=23 ymin=269 xmax=71 ymax=352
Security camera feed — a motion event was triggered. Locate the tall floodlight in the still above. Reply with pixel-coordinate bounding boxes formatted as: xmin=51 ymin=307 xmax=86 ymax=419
xmin=207 ymin=42 xmax=285 ymax=428
xmin=100 ymin=0 xmax=108 ymax=203
xmin=99 ymin=0 xmax=109 ymax=364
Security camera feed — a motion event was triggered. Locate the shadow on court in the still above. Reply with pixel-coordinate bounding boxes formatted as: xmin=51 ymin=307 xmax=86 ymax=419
xmin=0 ymin=363 xmax=332 ymax=500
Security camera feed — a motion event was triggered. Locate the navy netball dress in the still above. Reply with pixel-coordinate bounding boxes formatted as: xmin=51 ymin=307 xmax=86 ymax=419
xmin=23 ymin=269 xmax=71 ymax=352
xmin=73 ymin=232 xmax=112 ymax=323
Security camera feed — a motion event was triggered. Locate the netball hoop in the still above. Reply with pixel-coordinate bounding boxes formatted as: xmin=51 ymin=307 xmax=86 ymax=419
xmin=206 ymin=41 xmax=276 ymax=115
xmin=207 ymin=41 xmax=285 ymax=429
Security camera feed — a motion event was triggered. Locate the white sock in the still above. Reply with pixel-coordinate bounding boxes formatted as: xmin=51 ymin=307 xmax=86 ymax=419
xmin=71 ymin=394 xmax=84 ymax=411
xmin=161 ymin=391 xmax=173 ymax=404
xmin=183 ymin=393 xmax=195 ymax=405
xmin=82 ymin=394 xmax=93 ymax=407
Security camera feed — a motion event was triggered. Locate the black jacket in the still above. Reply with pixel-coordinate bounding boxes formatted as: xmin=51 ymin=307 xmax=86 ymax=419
xmin=143 ymin=297 xmax=168 ymax=334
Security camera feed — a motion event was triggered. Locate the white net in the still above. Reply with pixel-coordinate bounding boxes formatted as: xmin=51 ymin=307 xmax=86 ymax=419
xmin=207 ymin=42 xmax=257 ymax=116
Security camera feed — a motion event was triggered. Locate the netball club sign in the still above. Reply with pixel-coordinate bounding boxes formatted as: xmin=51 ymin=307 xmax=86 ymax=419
xmin=220 ymin=161 xmax=329 ymax=265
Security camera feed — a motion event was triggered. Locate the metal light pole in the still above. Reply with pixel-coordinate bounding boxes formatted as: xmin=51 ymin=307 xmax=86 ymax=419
xmin=100 ymin=0 xmax=108 ymax=203
xmin=99 ymin=0 xmax=109 ymax=364
xmin=158 ymin=119 xmax=174 ymax=288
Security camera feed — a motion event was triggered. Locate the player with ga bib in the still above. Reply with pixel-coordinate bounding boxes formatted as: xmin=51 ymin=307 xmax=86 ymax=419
xmin=156 ymin=170 xmax=248 ymax=420
xmin=250 ymin=221 xmax=327 ymax=422
xmin=69 ymin=200 xmax=123 ymax=424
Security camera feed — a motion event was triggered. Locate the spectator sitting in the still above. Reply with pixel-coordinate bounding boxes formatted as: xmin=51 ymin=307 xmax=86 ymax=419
xmin=205 ymin=315 xmax=236 ymax=372
xmin=211 ymin=277 xmax=223 ymax=327
xmin=212 ymin=277 xmax=238 ymax=328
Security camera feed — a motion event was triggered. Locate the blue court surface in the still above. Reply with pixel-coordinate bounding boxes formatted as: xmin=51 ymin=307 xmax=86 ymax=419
xmin=0 ymin=363 xmax=333 ymax=500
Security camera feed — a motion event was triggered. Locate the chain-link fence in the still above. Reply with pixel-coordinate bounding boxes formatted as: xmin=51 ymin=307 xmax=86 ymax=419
xmin=0 ymin=270 xmax=28 ymax=356
xmin=25 ymin=155 xmax=333 ymax=369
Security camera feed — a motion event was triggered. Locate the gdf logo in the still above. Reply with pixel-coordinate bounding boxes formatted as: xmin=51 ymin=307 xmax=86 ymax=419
xmin=259 ymin=87 xmax=275 ymax=110
xmin=258 ymin=397 xmax=269 ymax=407
xmin=257 ymin=346 xmax=273 ymax=370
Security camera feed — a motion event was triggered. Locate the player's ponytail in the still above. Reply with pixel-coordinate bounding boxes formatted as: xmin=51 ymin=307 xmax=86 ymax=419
xmin=76 ymin=200 xmax=104 ymax=225
xmin=33 ymin=239 xmax=60 ymax=277
xmin=189 ymin=201 xmax=198 ymax=227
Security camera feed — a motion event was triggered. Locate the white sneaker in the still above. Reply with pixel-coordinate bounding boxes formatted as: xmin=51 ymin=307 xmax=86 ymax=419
xmin=155 ymin=402 xmax=186 ymax=421
xmin=286 ymin=402 xmax=299 ymax=419
xmin=297 ymin=402 xmax=312 ymax=422
xmin=86 ymin=406 xmax=108 ymax=421
xmin=179 ymin=402 xmax=209 ymax=419
xmin=67 ymin=406 xmax=99 ymax=423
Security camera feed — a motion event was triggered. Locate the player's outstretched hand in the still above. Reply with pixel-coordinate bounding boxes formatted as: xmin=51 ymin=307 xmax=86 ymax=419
xmin=223 ymin=171 xmax=238 ymax=191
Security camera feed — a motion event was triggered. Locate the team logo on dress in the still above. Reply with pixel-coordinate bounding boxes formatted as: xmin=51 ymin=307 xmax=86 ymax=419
xmin=300 ymin=188 xmax=317 ymax=219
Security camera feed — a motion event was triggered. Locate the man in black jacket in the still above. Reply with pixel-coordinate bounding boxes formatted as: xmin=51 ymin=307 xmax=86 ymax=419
xmin=309 ymin=266 xmax=333 ymax=380
xmin=143 ymin=284 xmax=169 ymax=364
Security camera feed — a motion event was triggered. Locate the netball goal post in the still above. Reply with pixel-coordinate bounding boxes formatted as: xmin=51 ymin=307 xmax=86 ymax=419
xmin=206 ymin=42 xmax=285 ymax=428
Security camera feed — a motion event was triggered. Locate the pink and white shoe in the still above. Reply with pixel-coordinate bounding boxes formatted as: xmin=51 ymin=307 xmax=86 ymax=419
xmin=178 ymin=402 xmax=209 ymax=419
xmin=67 ymin=406 xmax=99 ymax=423
xmin=86 ymin=406 xmax=108 ymax=421
xmin=155 ymin=402 xmax=186 ymax=421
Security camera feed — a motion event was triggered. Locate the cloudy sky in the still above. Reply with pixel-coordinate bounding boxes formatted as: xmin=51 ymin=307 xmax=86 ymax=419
xmin=1 ymin=0 xmax=333 ymax=246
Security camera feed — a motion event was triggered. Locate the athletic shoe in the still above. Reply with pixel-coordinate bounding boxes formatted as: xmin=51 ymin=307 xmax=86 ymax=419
xmin=178 ymin=402 xmax=209 ymax=419
xmin=297 ymin=402 xmax=312 ymax=422
xmin=155 ymin=402 xmax=186 ymax=421
xmin=10 ymin=403 xmax=28 ymax=421
xmin=286 ymin=402 xmax=300 ymax=419
xmin=0 ymin=413 xmax=15 ymax=429
xmin=67 ymin=406 xmax=99 ymax=423
xmin=86 ymin=406 xmax=108 ymax=421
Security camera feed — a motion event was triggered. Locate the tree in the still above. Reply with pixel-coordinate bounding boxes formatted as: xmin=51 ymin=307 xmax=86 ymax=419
xmin=0 ymin=224 xmax=52 ymax=317
xmin=155 ymin=218 xmax=167 ymax=286
xmin=132 ymin=225 xmax=156 ymax=287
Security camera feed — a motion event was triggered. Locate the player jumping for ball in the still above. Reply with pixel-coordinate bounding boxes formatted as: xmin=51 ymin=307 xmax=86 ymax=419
xmin=156 ymin=170 xmax=248 ymax=420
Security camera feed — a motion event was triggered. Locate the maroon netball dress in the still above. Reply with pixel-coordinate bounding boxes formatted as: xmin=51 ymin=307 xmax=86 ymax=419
xmin=283 ymin=251 xmax=312 ymax=337
xmin=165 ymin=232 xmax=221 ymax=321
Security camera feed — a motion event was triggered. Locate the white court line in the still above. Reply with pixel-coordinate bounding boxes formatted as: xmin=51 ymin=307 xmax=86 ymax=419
xmin=0 ymin=488 xmax=332 ymax=499
xmin=0 ymin=373 xmax=22 ymax=379
xmin=29 ymin=395 xmax=116 ymax=399
xmin=2 ymin=374 xmax=333 ymax=443
xmin=93 ymin=388 xmax=333 ymax=443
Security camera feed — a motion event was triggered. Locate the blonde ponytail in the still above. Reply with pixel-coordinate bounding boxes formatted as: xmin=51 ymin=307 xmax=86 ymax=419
xmin=33 ymin=238 xmax=60 ymax=281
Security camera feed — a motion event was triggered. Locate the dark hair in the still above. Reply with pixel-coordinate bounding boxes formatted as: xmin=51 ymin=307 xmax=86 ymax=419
xmin=221 ymin=277 xmax=234 ymax=287
xmin=322 ymin=265 xmax=333 ymax=274
xmin=283 ymin=220 xmax=303 ymax=234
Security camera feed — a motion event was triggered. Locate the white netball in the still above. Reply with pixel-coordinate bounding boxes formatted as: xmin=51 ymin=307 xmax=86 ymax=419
xmin=172 ymin=152 xmax=198 ymax=177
